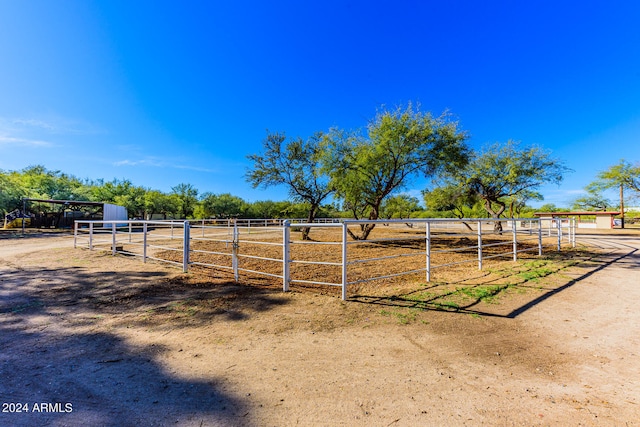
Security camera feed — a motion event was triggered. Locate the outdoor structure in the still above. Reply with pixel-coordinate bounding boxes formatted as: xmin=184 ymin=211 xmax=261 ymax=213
xmin=8 ymin=198 xmax=128 ymax=231
xmin=74 ymin=217 xmax=575 ymax=300
xmin=534 ymin=211 xmax=621 ymax=229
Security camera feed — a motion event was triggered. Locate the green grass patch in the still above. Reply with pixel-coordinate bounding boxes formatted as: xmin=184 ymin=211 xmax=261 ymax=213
xmin=379 ymin=308 xmax=419 ymax=324
xmin=458 ymin=284 xmax=509 ymax=302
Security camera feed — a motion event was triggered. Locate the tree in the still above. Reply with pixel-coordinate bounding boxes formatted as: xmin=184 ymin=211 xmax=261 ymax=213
xmin=144 ymin=190 xmax=180 ymax=219
xmin=450 ymin=141 xmax=568 ymax=232
xmin=89 ymin=178 xmax=146 ymax=218
xmin=587 ymin=160 xmax=640 ymax=228
xmin=381 ymin=194 xmax=422 ymax=219
xmin=171 ymin=183 xmax=198 ymax=219
xmin=247 ymin=200 xmax=288 ymax=219
xmin=503 ymin=190 xmax=543 ymax=218
xmin=0 ymin=171 xmax=25 ymax=217
xmin=423 ymin=185 xmax=478 ymax=220
xmin=325 ymin=104 xmax=469 ymax=240
xmin=246 ymin=131 xmax=334 ymax=239
xmin=17 ymin=165 xmax=87 ymax=201
xmin=537 ymin=203 xmax=559 ymax=212
xmin=571 ymin=186 xmax=612 ymax=211
xmin=198 ymin=193 xmax=248 ymax=218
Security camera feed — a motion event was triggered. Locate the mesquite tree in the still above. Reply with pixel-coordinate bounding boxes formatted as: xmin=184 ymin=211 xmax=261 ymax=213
xmin=325 ymin=104 xmax=469 ymax=240
xmin=246 ymin=131 xmax=334 ymax=240
xmin=586 ymin=160 xmax=640 ymax=228
xmin=452 ymin=141 xmax=568 ymax=232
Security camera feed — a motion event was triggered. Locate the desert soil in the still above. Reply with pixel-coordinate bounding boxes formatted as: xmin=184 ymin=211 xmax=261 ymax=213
xmin=0 ymin=229 xmax=639 ymax=426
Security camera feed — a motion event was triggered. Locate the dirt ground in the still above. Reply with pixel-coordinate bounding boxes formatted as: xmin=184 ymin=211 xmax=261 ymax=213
xmin=0 ymin=229 xmax=639 ymax=426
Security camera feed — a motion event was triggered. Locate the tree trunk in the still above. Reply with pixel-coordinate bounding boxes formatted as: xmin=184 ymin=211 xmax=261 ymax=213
xmin=301 ymin=204 xmax=319 ymax=240
xmin=347 ymin=222 xmax=376 ymax=240
xmin=484 ymin=199 xmax=505 ymax=234
xmin=493 ymin=217 xmax=503 ymax=233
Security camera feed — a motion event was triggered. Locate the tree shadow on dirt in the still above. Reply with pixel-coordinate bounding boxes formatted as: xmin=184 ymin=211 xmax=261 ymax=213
xmin=0 ymin=263 xmax=289 ymax=329
xmin=348 ymin=248 xmax=639 ymax=318
xmin=0 ymin=229 xmax=70 ymax=239
xmin=0 ymin=262 xmax=294 ymax=426
xmin=0 ymin=321 xmax=252 ymax=426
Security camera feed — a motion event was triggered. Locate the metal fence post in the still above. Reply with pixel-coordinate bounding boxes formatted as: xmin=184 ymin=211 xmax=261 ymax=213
xmin=341 ymin=222 xmax=348 ymax=300
xmin=426 ymin=221 xmax=431 ymax=282
xmin=512 ymin=219 xmax=518 ymax=262
xmin=74 ymin=221 xmax=78 ymax=249
xmin=556 ymin=217 xmax=562 ymax=251
xmin=232 ymin=219 xmax=239 ymax=282
xmin=572 ymin=218 xmax=576 ymax=248
xmin=143 ymin=223 xmax=148 ymax=263
xmin=538 ymin=219 xmax=542 ymax=256
xmin=111 ymin=222 xmax=117 ymax=256
xmin=89 ymin=222 xmax=94 ymax=250
xmin=477 ymin=220 xmax=483 ymax=270
xmin=129 ymin=222 xmax=132 ymax=243
xmin=183 ymin=221 xmax=190 ymax=273
xmin=283 ymin=220 xmax=290 ymax=292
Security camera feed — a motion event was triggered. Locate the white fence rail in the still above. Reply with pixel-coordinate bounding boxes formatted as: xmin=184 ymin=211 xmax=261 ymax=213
xmin=75 ymin=217 xmax=576 ymax=300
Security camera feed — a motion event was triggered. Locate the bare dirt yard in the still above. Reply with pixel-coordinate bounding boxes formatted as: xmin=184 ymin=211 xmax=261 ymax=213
xmin=1 ymin=229 xmax=639 ymax=426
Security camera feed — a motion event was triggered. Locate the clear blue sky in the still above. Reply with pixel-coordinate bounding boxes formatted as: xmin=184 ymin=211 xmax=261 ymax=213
xmin=1 ymin=1 xmax=639 ymax=208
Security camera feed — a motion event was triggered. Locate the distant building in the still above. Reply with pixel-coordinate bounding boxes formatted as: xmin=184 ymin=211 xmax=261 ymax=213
xmin=534 ymin=211 xmax=621 ymax=229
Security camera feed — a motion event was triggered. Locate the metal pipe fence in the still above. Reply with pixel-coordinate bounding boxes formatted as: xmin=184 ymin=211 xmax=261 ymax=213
xmin=75 ymin=217 xmax=576 ymax=301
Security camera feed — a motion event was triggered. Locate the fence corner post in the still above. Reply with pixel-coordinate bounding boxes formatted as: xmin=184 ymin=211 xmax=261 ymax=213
xmin=283 ymin=220 xmax=290 ymax=292
xmin=111 ymin=222 xmax=117 ymax=256
xmin=143 ymin=222 xmax=148 ymax=263
xmin=341 ymin=222 xmax=348 ymax=300
xmin=89 ymin=222 xmax=94 ymax=250
xmin=425 ymin=221 xmax=431 ymax=282
xmin=232 ymin=219 xmax=239 ymax=282
xmin=477 ymin=220 xmax=483 ymax=270
xmin=537 ymin=218 xmax=543 ymax=256
xmin=512 ymin=218 xmax=518 ymax=262
xmin=183 ymin=221 xmax=190 ymax=273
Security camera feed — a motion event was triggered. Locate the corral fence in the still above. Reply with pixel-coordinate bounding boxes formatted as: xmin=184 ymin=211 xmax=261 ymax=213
xmin=74 ymin=217 xmax=576 ymax=300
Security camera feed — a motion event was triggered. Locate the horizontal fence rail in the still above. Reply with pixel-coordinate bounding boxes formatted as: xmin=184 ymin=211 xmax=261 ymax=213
xmin=75 ymin=217 xmax=576 ymax=300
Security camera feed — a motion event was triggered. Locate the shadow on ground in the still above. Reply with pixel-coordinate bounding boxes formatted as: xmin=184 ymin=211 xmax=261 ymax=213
xmin=0 ymin=260 xmax=291 ymax=426
xmin=0 ymin=325 xmax=250 ymax=426
xmin=348 ymin=246 xmax=639 ymax=318
xmin=0 ymin=263 xmax=289 ymax=327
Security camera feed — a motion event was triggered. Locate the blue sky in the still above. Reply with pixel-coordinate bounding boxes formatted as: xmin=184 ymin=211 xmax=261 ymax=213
xmin=1 ymin=1 xmax=639 ymax=208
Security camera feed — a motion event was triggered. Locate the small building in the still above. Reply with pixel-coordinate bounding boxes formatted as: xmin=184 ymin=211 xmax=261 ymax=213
xmin=534 ymin=211 xmax=621 ymax=229
xmin=12 ymin=198 xmax=128 ymax=229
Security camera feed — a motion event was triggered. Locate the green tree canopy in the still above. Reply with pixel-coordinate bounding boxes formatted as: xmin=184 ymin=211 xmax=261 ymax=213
xmin=0 ymin=171 xmax=24 ymax=216
xmin=422 ymin=184 xmax=478 ymax=220
xmin=246 ymin=131 xmax=334 ymax=239
xmin=325 ymin=104 xmax=469 ymax=239
xmin=445 ymin=141 xmax=569 ymax=231
xmin=144 ymin=190 xmax=180 ymax=219
xmin=247 ymin=200 xmax=291 ymax=219
xmin=171 ymin=183 xmax=198 ymax=219
xmin=590 ymin=160 xmax=640 ymax=194
xmin=587 ymin=159 xmax=640 ymax=227
xmin=88 ymin=178 xmax=146 ymax=218
xmin=380 ymin=194 xmax=423 ymax=219
xmin=198 ymin=193 xmax=248 ymax=218
xmin=571 ymin=186 xmax=612 ymax=211
xmin=17 ymin=165 xmax=88 ymax=201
